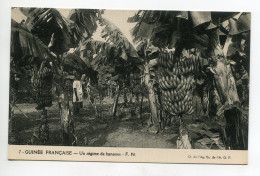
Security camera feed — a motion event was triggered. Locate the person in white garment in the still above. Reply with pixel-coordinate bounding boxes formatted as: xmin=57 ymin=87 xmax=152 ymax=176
xmin=73 ymin=73 xmax=83 ymax=115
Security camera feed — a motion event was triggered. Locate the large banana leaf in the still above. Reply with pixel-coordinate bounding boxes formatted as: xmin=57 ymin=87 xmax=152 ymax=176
xmin=11 ymin=19 xmax=54 ymax=66
xmin=68 ymin=9 xmax=101 ymax=39
xmin=21 ymin=8 xmax=79 ymax=54
xmin=78 ymin=39 xmax=141 ymax=76
xmin=62 ymin=53 xmax=90 ymax=73
xmin=129 ymin=10 xmax=207 ymax=49
xmin=62 ymin=52 xmax=98 ymax=85
xmin=77 ymin=39 xmax=132 ymax=86
xmin=77 ymin=39 xmax=119 ymax=71
xmin=100 ymin=18 xmax=139 ymax=59
xmin=128 ymin=10 xmax=246 ymax=51
xmin=228 ymin=13 xmax=251 ymax=35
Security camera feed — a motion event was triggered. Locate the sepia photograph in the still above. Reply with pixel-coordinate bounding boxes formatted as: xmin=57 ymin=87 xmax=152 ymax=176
xmin=8 ymin=7 xmax=250 ymax=163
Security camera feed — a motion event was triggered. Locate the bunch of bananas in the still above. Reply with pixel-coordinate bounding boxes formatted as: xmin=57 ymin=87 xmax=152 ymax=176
xmin=158 ymin=52 xmax=176 ymax=69
xmin=157 ymin=50 xmax=200 ymax=116
xmin=158 ymin=51 xmax=203 ymax=74
xmin=159 ymin=73 xmax=194 ymax=115
xmin=31 ymin=61 xmax=53 ymax=110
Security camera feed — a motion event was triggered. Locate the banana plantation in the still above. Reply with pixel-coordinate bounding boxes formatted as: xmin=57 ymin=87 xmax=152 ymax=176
xmin=9 ymin=8 xmax=250 ymax=150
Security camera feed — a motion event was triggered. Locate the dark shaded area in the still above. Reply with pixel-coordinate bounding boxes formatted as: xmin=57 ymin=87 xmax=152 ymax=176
xmin=222 ymin=107 xmax=248 ymax=150
xmin=9 ymin=94 xmax=249 ymax=150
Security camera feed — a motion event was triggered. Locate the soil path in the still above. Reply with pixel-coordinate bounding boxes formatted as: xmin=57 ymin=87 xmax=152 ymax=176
xmin=102 ymin=120 xmax=177 ymax=148
xmin=11 ymin=100 xmax=226 ymax=150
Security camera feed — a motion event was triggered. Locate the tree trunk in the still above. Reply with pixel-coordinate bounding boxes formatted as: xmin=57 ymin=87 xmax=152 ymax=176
xmin=129 ymin=90 xmax=133 ymax=104
xmin=139 ymin=93 xmax=144 ymax=125
xmin=39 ymin=108 xmax=49 ymax=144
xmin=9 ymin=103 xmax=14 ymax=134
xmin=99 ymin=93 xmax=104 ymax=104
xmin=89 ymin=98 xmax=98 ymax=116
xmin=9 ymin=89 xmax=17 ymax=144
xmin=177 ymin=117 xmax=192 ymax=149
xmin=9 ymin=86 xmax=16 ymax=134
xmin=144 ymin=63 xmax=159 ymax=126
xmin=108 ymin=87 xmax=111 ymax=98
xmin=208 ymin=29 xmax=243 ymax=149
xmin=212 ymin=60 xmax=240 ymax=106
xmin=123 ymin=87 xmax=128 ymax=107
xmin=112 ymin=84 xmax=121 ymax=119
xmin=87 ymin=89 xmax=98 ymax=116
xmin=207 ymin=30 xmax=240 ymax=107
xmin=222 ymin=107 xmax=248 ymax=150
xmin=157 ymin=89 xmax=164 ymax=129
xmin=109 ymin=86 xmax=113 ymax=98
xmin=59 ymin=92 xmax=75 ymax=146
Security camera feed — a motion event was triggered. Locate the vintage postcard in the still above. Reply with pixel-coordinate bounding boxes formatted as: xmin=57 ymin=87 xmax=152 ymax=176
xmin=8 ymin=8 xmax=250 ymax=164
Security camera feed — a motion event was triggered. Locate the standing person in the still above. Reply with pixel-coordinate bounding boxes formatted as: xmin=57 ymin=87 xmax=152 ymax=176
xmin=80 ymin=74 xmax=86 ymax=99
xmin=73 ymin=73 xmax=83 ymax=116
xmin=81 ymin=74 xmax=86 ymax=87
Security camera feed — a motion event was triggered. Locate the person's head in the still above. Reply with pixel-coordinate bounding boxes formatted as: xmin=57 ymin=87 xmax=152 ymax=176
xmin=240 ymin=39 xmax=246 ymax=52
xmin=74 ymin=72 xmax=81 ymax=80
xmin=81 ymin=74 xmax=86 ymax=80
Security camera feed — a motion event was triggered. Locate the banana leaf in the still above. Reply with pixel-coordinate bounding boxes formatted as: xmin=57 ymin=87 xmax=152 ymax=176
xmin=100 ymin=18 xmax=139 ymax=59
xmin=76 ymin=40 xmax=116 ymax=71
xmin=62 ymin=53 xmax=89 ymax=72
xmin=11 ymin=19 xmax=54 ymax=66
xmin=68 ymin=9 xmax=100 ymax=39
xmin=128 ymin=10 xmax=245 ymax=50
xmin=228 ymin=13 xmax=251 ymax=35
xmin=190 ymin=11 xmax=212 ymax=28
xmin=21 ymin=8 xmax=79 ymax=54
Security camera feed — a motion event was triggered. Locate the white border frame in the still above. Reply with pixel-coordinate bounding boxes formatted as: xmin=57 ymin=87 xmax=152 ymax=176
xmin=1 ymin=0 xmax=260 ymax=175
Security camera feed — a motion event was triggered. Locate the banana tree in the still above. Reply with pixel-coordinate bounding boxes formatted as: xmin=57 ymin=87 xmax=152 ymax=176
xmin=99 ymin=17 xmax=164 ymax=130
xmin=133 ymin=39 xmax=162 ymax=134
xmin=75 ymin=15 xmax=142 ymax=119
xmin=101 ymin=18 xmax=140 ymax=106
xmin=18 ymin=7 xmax=100 ymax=145
xmin=10 ymin=18 xmax=56 ymax=143
xmin=77 ymin=37 xmax=141 ymax=119
xmin=129 ymin=10 xmax=250 ymax=149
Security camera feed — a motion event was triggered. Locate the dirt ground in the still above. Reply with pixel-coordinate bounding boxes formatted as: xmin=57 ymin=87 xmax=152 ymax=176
xmin=9 ymin=96 xmax=229 ymax=149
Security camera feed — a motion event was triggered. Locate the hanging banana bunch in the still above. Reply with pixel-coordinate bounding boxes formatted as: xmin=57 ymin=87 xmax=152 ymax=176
xmin=31 ymin=60 xmax=54 ymax=110
xmin=157 ymin=50 xmax=201 ymax=116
